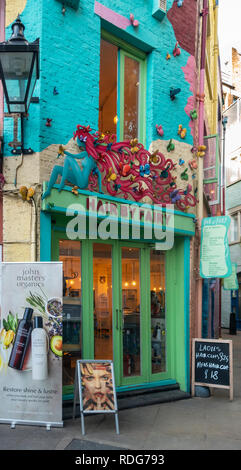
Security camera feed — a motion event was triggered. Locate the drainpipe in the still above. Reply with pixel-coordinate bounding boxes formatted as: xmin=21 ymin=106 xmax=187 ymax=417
xmin=0 ymin=0 xmax=5 ymax=260
xmin=196 ymin=0 xmax=209 ymax=337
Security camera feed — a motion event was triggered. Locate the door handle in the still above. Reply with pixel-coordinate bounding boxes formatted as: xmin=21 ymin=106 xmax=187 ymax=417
xmin=116 ymin=309 xmax=119 ymax=330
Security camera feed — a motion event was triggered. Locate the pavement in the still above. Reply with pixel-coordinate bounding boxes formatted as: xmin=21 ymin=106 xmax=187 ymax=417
xmin=0 ymin=329 xmax=241 ymax=451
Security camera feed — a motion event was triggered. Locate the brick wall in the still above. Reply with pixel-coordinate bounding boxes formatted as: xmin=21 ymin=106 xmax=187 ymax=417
xmin=232 ymin=48 xmax=241 ymax=96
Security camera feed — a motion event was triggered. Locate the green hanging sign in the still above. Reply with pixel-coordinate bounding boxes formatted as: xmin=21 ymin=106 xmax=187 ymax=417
xmin=200 ymin=216 xmax=232 ymax=279
xmin=223 ymin=263 xmax=239 ymax=290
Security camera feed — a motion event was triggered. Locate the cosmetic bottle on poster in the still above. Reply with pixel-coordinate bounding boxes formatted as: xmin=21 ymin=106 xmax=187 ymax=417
xmin=31 ymin=316 xmax=48 ymax=381
xmin=8 ymin=308 xmax=33 ymax=370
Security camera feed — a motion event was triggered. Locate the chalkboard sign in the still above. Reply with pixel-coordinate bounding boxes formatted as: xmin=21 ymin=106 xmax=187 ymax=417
xmin=192 ymin=338 xmax=233 ymax=400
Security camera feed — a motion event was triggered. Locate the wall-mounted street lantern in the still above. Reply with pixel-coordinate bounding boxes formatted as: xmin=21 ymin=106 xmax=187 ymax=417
xmin=0 ymin=15 xmax=39 ymax=154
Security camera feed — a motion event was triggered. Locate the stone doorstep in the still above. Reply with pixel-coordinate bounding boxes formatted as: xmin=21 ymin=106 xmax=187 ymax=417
xmin=63 ymin=385 xmax=190 ymax=419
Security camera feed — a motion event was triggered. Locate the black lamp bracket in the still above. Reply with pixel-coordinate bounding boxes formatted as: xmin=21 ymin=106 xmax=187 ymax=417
xmin=4 ymin=112 xmax=34 ymax=155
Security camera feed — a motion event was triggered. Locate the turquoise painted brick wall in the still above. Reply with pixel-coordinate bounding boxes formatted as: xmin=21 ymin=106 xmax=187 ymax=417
xmin=3 ymin=0 xmax=195 ymax=155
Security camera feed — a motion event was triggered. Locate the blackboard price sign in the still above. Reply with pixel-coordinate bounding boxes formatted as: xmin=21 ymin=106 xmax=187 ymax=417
xmin=192 ymin=338 xmax=233 ymax=401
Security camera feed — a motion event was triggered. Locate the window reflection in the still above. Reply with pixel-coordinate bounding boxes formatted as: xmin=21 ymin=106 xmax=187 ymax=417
xmin=59 ymin=240 xmax=81 ymax=386
xmin=150 ymin=250 xmax=166 ymax=374
xmin=122 ymin=247 xmax=141 ymax=377
xmin=98 ymin=39 xmax=118 ymax=136
xmin=93 ymin=243 xmax=113 ymax=360
xmin=123 ymin=56 xmax=140 ymax=140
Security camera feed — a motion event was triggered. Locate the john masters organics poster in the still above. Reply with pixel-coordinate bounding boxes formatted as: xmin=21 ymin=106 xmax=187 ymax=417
xmin=0 ymin=262 xmax=63 ymax=426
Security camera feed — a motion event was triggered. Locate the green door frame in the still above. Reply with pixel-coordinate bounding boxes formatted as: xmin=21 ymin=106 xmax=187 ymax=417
xmin=52 ymin=231 xmax=176 ymax=391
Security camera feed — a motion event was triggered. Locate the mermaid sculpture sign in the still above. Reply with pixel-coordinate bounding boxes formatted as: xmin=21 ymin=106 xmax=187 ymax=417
xmin=42 ymin=125 xmax=197 ymax=211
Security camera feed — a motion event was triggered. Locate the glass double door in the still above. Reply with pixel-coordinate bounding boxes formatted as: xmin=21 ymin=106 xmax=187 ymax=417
xmin=93 ymin=243 xmax=142 ymax=384
xmin=92 ymin=241 xmax=166 ymax=387
xmin=59 ymin=238 xmax=166 ymax=389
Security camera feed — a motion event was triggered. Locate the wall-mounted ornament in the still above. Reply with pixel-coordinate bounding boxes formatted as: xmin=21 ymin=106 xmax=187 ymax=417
xmin=72 ymin=186 xmax=78 ymax=195
xmin=173 ymin=42 xmax=181 ymax=57
xmin=180 ymin=168 xmax=189 ymax=181
xmin=183 ymin=184 xmax=192 ymax=195
xmin=188 ymin=159 xmax=198 ymax=170
xmin=175 ymin=0 xmax=184 ymax=6
xmin=42 ymin=125 xmax=197 ymax=211
xmin=179 ymin=158 xmax=185 ymax=166
xmin=119 ymin=162 xmax=131 ymax=177
xmin=45 ymin=118 xmax=52 ymax=127
xmin=196 ymin=92 xmax=205 ymax=102
xmin=197 ymin=145 xmax=206 ymax=157
xmin=167 ymin=139 xmax=175 ymax=152
xmin=170 ymin=87 xmax=181 ymax=101
xmin=140 ymin=163 xmax=150 ymax=177
xmin=130 ymin=13 xmax=139 ymax=27
xmin=19 ymin=186 xmax=35 ymax=202
xmin=166 ymin=53 xmax=171 ymax=60
xmin=130 ymin=138 xmax=139 ymax=153
xmin=156 ymin=124 xmax=164 ymax=136
xmin=114 ymin=183 xmax=121 ymax=192
xmin=178 ymin=124 xmax=186 ymax=139
xmin=53 ymin=87 xmax=59 ymax=95
xmin=190 ymin=109 xmax=197 ymax=120
xmin=170 ymin=189 xmax=181 ymax=203
xmin=107 ymin=168 xmax=117 ymax=182
xmin=149 ymin=151 xmax=159 ymax=163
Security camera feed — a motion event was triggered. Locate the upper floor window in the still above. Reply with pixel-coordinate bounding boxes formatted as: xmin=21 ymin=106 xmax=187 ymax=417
xmin=229 ymin=210 xmax=241 ymax=244
xmin=98 ymin=33 xmax=146 ymax=144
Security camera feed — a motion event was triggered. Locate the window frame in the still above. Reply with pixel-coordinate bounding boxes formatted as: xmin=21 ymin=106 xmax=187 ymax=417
xmin=228 ymin=208 xmax=241 ymax=245
xmin=100 ymin=30 xmax=147 ymax=146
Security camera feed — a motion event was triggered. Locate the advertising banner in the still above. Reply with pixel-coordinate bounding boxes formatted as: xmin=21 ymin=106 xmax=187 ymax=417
xmin=73 ymin=360 xmax=119 ymax=435
xmin=223 ymin=263 xmax=239 ymax=290
xmin=200 ymin=216 xmax=232 ymax=279
xmin=0 ymin=262 xmax=63 ymax=427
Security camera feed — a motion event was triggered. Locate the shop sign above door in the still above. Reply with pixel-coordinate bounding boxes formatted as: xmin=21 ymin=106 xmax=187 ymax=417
xmin=200 ymin=216 xmax=232 ymax=279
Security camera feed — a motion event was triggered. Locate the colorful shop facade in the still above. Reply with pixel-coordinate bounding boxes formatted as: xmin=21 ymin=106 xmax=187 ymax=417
xmin=1 ymin=0 xmax=216 ymax=400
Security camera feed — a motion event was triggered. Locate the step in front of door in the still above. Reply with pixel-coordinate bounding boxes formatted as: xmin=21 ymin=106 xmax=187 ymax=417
xmin=117 ymin=385 xmax=190 ymax=410
xmin=64 ymin=384 xmax=190 ymax=419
